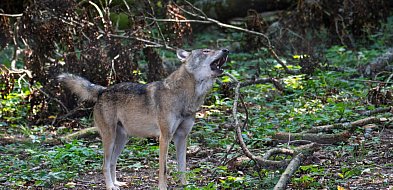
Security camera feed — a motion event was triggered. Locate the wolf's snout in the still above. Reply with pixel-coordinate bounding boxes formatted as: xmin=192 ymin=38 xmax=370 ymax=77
xmin=221 ymin=49 xmax=229 ymax=54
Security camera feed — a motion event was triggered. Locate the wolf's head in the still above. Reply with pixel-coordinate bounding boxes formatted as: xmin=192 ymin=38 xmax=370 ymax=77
xmin=177 ymin=49 xmax=229 ymax=80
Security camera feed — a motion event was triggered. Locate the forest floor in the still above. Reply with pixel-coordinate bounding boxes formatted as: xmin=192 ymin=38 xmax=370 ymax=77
xmin=3 ymin=18 xmax=393 ymax=190
xmin=49 ymin=124 xmax=392 ymax=190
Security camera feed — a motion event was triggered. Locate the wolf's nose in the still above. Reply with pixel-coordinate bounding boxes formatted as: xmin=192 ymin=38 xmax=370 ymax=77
xmin=222 ymin=49 xmax=229 ymax=54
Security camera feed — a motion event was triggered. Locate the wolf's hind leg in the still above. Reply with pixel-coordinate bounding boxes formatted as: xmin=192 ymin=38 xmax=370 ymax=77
xmin=111 ymin=122 xmax=129 ymax=187
xmin=97 ymin=118 xmax=119 ymax=190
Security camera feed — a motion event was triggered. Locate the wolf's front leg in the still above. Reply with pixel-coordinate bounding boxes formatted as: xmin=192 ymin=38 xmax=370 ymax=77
xmin=174 ymin=118 xmax=194 ymax=185
xmin=173 ymin=134 xmax=187 ymax=185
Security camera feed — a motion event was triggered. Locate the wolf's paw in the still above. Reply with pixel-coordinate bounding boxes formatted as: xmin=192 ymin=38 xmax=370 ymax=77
xmin=114 ymin=181 xmax=128 ymax=187
xmin=106 ymin=185 xmax=120 ymax=190
xmin=158 ymin=181 xmax=167 ymax=190
xmin=180 ymin=178 xmax=188 ymax=186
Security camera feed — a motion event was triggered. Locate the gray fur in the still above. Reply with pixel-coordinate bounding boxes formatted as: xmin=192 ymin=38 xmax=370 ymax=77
xmin=57 ymin=73 xmax=106 ymax=102
xmin=58 ymin=48 xmax=229 ymax=190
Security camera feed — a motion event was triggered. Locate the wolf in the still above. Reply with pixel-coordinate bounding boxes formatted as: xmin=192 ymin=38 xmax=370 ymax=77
xmin=58 ymin=48 xmax=229 ymax=190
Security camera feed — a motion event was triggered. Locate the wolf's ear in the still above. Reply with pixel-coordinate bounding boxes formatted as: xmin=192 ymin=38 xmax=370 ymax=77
xmin=177 ymin=49 xmax=190 ymax=62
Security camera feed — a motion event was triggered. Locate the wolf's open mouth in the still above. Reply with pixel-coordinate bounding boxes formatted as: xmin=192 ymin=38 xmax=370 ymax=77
xmin=210 ymin=55 xmax=228 ymax=74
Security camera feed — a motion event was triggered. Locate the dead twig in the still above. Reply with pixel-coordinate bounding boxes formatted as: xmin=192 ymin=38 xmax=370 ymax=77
xmin=146 ymin=0 xmax=170 ymax=49
xmin=102 ymin=32 xmax=176 ymax=51
xmin=145 ymin=17 xmax=211 ymax=24
xmin=179 ymin=1 xmax=271 ymax=44
xmin=176 ymin=0 xmax=298 ymax=75
xmin=36 ymin=87 xmax=69 ymax=113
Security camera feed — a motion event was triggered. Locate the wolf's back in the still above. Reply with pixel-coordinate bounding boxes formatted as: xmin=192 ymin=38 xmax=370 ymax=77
xmin=58 ymin=73 xmax=106 ymax=103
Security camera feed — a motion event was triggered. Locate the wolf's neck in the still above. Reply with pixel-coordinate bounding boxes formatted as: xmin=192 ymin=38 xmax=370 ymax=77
xmin=164 ymin=65 xmax=193 ymax=90
xmin=195 ymin=77 xmax=214 ymax=97
xmin=164 ymin=65 xmax=213 ymax=97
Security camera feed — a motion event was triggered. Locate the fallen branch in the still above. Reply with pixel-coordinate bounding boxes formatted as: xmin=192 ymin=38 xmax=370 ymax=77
xmin=0 ymin=135 xmax=29 ymax=145
xmin=226 ymin=73 xmax=314 ymax=172
xmin=225 ymin=72 xmax=324 ymax=189
xmin=235 ymin=122 xmax=292 ymax=168
xmin=220 ymin=77 xmax=284 ymax=164
xmin=349 ymin=79 xmax=393 ymax=84
xmin=293 ymin=143 xmax=319 ymax=155
xmin=274 ymin=131 xmax=351 ymax=144
xmin=226 ymin=73 xmax=291 ymax=169
xmin=0 ymin=127 xmax=99 ymax=145
xmin=275 ymin=116 xmax=391 ymax=144
xmin=262 ymin=148 xmax=294 ymax=160
xmin=305 ymin=116 xmax=385 ymax=133
xmin=358 ymin=106 xmax=393 ymax=116
xmin=0 ymin=13 xmax=23 ymax=17
xmin=287 ymin=140 xmax=314 ymax=146
xmin=273 ymin=153 xmax=304 ymax=190
xmin=62 ymin=127 xmax=98 ymax=141
xmin=0 ymin=134 xmax=62 ymax=145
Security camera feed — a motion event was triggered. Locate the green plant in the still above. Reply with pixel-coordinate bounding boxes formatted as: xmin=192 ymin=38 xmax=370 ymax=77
xmin=0 ymin=140 xmax=101 ymax=188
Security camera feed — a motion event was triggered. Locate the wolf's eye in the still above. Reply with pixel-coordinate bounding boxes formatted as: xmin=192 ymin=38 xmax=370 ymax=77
xmin=202 ymin=49 xmax=210 ymax=54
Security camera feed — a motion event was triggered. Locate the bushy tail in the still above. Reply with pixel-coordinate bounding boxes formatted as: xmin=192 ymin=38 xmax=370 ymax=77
xmin=57 ymin=73 xmax=106 ymax=103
